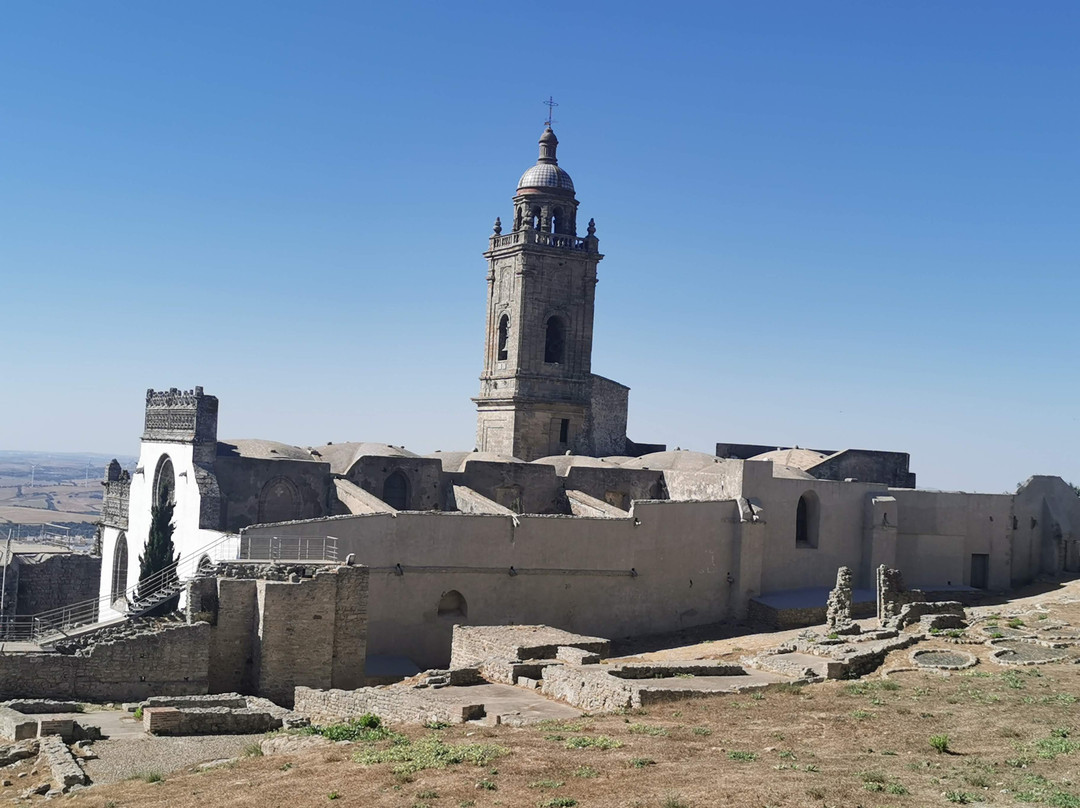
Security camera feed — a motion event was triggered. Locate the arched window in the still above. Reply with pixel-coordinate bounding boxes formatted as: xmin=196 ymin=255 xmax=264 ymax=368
xmin=258 ymin=477 xmax=300 ymax=524
xmin=437 ymin=589 xmax=467 ymax=620
xmin=551 ymin=206 xmax=563 ymax=234
xmin=795 ymin=491 xmax=820 ymax=548
xmin=544 ymin=316 xmax=566 ymax=364
xmin=513 ymin=208 xmax=523 ymax=231
xmin=496 ymin=315 xmax=509 ymax=361
xmin=383 ymin=470 xmax=409 ymax=510
xmin=530 ymin=208 xmax=541 ymax=230
xmin=111 ymin=532 xmax=129 ymax=606
xmin=154 ymin=455 xmax=175 ymax=508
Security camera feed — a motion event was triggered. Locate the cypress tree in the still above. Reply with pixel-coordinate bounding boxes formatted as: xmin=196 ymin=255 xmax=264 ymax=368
xmin=137 ymin=500 xmax=180 ymax=616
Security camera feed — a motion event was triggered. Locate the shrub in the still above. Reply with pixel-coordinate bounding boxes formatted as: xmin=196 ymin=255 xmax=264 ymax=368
xmin=661 ymin=795 xmax=689 ymax=808
xmin=564 ymin=735 xmax=622 ymax=750
xmin=727 ymin=750 xmax=758 ymax=761
xmin=538 ymin=799 xmax=577 ymax=808
xmin=629 ymin=757 xmax=656 ymax=768
xmin=930 ymin=734 xmax=951 ymax=754
xmin=528 ymin=780 xmax=564 ymax=789
xmin=628 ymin=723 xmax=667 ymax=736
xmin=143 ymin=771 xmax=164 ymax=783
xmin=691 ymin=727 xmax=712 ymax=736
xmin=476 ymin=779 xmax=497 ymax=791
xmin=945 ymin=791 xmax=977 ymax=804
xmin=303 ymin=716 xmax=393 ymax=743
xmin=571 ymin=766 xmax=598 ymax=778
xmin=355 ymin=735 xmax=508 ymax=774
xmin=243 ymin=742 xmax=264 ymax=757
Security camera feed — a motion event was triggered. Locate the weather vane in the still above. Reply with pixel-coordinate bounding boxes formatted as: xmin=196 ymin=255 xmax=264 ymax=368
xmin=543 ymin=96 xmax=558 ymax=127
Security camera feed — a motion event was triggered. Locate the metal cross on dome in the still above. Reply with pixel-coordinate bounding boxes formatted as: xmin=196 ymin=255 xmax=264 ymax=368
xmin=543 ymin=96 xmax=558 ymax=127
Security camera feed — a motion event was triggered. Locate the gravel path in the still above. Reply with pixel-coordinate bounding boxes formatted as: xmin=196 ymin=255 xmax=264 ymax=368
xmin=82 ymin=734 xmax=263 ymax=785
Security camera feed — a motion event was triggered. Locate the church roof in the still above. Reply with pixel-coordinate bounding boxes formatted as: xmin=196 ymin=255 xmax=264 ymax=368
xmin=621 ymin=450 xmax=734 ymax=472
xmin=314 ymin=442 xmax=419 ymax=474
xmin=217 ymin=439 xmax=315 ymax=462
xmin=749 ymin=448 xmax=830 ymax=470
xmin=425 ymin=451 xmax=525 ymax=473
xmin=531 ymin=454 xmax=616 ymax=476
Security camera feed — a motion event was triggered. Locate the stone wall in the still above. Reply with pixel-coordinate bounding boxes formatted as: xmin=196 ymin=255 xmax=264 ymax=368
xmin=294 ymin=684 xmax=484 ymax=726
xmin=450 ymin=625 xmax=609 ymax=670
xmin=15 ymin=553 xmax=101 ymax=616
xmin=0 ymin=623 xmax=210 ymax=702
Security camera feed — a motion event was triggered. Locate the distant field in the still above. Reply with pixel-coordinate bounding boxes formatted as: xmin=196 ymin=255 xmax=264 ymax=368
xmin=0 ymin=450 xmax=135 ymax=539
xmin=0 ymin=504 xmax=99 ymax=526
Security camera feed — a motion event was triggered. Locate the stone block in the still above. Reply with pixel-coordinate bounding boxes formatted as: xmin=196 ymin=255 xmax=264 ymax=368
xmin=143 ymin=707 xmax=181 ymax=735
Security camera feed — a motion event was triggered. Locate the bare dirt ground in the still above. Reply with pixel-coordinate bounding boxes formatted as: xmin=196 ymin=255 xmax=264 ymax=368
xmin=31 ymin=578 xmax=1080 ymax=808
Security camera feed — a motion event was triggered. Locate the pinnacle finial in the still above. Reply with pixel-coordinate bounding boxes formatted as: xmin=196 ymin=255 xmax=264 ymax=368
xmin=493 ymin=217 xmax=502 ymax=235
xmin=587 ymin=218 xmax=596 ymax=237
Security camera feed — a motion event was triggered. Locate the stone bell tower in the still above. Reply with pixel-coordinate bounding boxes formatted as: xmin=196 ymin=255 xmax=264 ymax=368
xmin=474 ymin=126 xmax=628 ymax=461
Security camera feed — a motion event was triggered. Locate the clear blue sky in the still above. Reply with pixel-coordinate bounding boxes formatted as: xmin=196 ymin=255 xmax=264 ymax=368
xmin=2 ymin=2 xmax=1077 ymax=493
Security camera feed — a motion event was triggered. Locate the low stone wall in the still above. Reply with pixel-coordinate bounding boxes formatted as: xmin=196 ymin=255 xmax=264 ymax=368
xmin=540 ymin=665 xmax=639 ymax=712
xmin=0 ymin=623 xmax=210 ymax=702
xmin=294 ymin=685 xmax=485 ymax=726
xmin=450 ymin=625 xmax=609 ymax=669
xmin=39 ymin=735 xmax=86 ymax=791
xmin=143 ymin=706 xmax=284 ymax=736
xmin=0 ymin=707 xmax=37 ymax=741
xmin=2 ymin=700 xmax=81 ymax=714
xmin=747 ymin=599 xmax=876 ymax=630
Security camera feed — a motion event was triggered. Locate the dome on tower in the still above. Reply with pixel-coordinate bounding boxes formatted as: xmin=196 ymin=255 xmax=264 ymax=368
xmin=517 ymin=164 xmax=575 ymax=192
xmin=517 ymin=126 xmax=575 ymax=193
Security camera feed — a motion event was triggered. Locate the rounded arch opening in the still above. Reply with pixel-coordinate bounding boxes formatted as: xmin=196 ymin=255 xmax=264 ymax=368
xmin=258 ymin=476 xmax=300 ymax=524
xmin=496 ymin=314 xmax=510 ymax=361
xmin=382 ymin=470 xmax=410 ymax=510
xmin=437 ymin=589 xmax=467 ymax=620
xmin=110 ymin=532 xmax=129 ymax=606
xmin=544 ymin=316 xmax=566 ymax=364
xmin=796 ymin=490 xmax=820 ymax=548
xmin=153 ymin=455 xmax=175 ymax=508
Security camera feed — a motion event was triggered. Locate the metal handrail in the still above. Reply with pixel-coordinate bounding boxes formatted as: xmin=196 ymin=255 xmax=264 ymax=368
xmin=0 ymin=532 xmax=238 ymax=643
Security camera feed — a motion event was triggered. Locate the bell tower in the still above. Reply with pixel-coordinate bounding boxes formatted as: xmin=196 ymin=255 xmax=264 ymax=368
xmin=474 ymin=126 xmax=607 ymax=461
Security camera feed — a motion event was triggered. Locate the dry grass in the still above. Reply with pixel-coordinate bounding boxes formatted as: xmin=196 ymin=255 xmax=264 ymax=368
xmin=57 ymin=587 xmax=1080 ymax=808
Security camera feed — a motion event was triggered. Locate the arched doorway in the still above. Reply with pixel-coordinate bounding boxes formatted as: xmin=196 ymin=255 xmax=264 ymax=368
xmin=437 ymin=590 xmax=467 ymax=620
xmin=796 ymin=491 xmax=820 ymax=548
xmin=383 ymin=471 xmax=409 ymax=510
xmin=111 ymin=532 xmax=129 ymax=607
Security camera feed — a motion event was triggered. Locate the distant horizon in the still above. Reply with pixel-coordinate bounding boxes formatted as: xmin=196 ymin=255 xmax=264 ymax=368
xmin=3 ymin=3 xmax=1077 ymax=494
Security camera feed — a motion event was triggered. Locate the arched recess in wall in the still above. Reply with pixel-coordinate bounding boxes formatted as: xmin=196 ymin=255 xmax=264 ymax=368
xmin=795 ymin=490 xmax=820 ymax=548
xmin=544 ymin=316 xmax=566 ymax=364
xmin=496 ymin=314 xmax=510 ymax=361
xmin=437 ymin=590 xmax=467 ymax=620
xmin=383 ymin=470 xmax=409 ymax=510
xmin=111 ymin=532 xmax=129 ymax=606
xmin=153 ymin=455 xmax=176 ymax=508
xmin=258 ymin=477 xmax=301 ymax=524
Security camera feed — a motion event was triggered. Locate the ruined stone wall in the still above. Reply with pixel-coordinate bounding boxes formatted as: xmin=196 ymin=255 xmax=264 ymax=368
xmin=0 ymin=623 xmax=210 ymax=702
xmin=253 ymin=566 xmax=367 ymax=706
xmin=450 ymin=625 xmax=609 ymax=669
xmin=15 ymin=554 xmax=101 ymax=616
xmin=586 ymin=374 xmax=628 ymax=457
xmin=207 ymin=578 xmax=258 ymax=694
xmin=294 ymin=685 xmax=481 ymax=726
